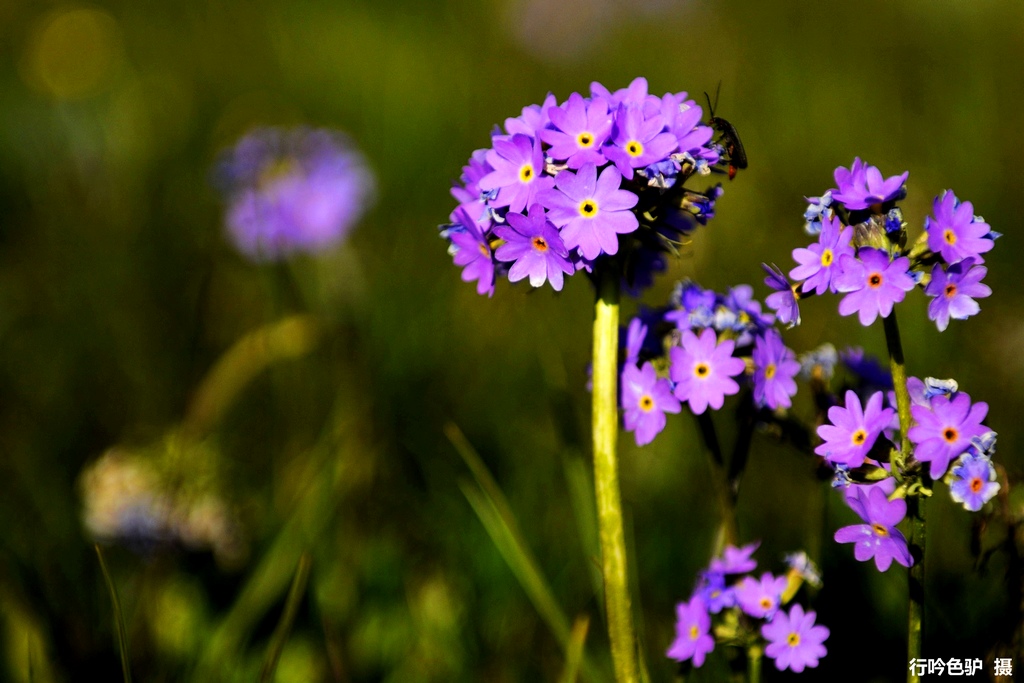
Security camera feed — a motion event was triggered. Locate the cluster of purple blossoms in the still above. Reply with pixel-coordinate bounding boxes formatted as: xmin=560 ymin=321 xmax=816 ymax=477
xmin=216 ymin=127 xmax=375 ymax=262
xmin=668 ymin=542 xmax=829 ymax=673
xmin=817 ymin=374 xmax=999 ymax=569
xmin=618 ymin=281 xmax=802 ymax=446
xmin=775 ymin=159 xmax=997 ymax=332
xmin=441 ymin=78 xmax=740 ymax=296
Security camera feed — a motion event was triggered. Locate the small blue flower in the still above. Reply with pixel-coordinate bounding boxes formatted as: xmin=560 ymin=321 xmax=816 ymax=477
xmin=803 ymin=191 xmax=834 ymax=236
xmin=949 ymin=453 xmax=1000 ymax=512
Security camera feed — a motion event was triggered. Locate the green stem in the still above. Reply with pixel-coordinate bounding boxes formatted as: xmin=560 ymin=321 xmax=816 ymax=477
xmin=747 ymin=644 xmax=762 ymax=683
xmin=592 ymin=270 xmax=639 ymax=683
xmin=882 ymin=311 xmax=925 ymax=683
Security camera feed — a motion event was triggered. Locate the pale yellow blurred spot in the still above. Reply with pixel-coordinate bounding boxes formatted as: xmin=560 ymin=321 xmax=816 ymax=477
xmin=22 ymin=6 xmax=122 ymax=99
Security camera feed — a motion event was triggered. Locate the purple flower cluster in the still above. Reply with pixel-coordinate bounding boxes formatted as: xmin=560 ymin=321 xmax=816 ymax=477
xmin=216 ymin=127 xmax=375 ymax=261
xmin=618 ymin=280 xmax=802 ymax=446
xmin=816 ymin=374 xmax=999 ymax=569
xmin=785 ymin=160 xmax=996 ymax=331
xmin=667 ymin=542 xmax=829 ymax=673
xmin=443 ymin=78 xmax=731 ymax=296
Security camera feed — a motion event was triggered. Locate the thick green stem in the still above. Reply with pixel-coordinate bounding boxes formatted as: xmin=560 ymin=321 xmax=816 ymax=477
xmin=592 ymin=271 xmax=639 ymax=683
xmin=747 ymin=645 xmax=762 ymax=683
xmin=882 ymin=311 xmax=925 ymax=683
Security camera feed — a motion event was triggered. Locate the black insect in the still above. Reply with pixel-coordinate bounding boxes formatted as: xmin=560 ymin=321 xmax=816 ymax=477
xmin=704 ymin=86 xmax=747 ymax=180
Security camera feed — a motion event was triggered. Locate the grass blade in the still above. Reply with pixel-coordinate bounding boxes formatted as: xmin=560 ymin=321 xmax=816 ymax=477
xmin=559 ymin=615 xmax=590 ymax=683
xmin=258 ymin=552 xmax=312 ymax=683
xmin=94 ymin=544 xmax=132 ymax=683
xmin=448 ymin=423 xmax=606 ymax=683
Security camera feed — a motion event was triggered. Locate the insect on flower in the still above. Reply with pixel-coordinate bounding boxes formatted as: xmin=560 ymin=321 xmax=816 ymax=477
xmin=704 ymin=86 xmax=747 ymax=180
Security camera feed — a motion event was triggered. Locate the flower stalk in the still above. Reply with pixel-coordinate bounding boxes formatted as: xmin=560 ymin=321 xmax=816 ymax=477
xmin=882 ymin=309 xmax=926 ymax=683
xmin=591 ymin=268 xmax=639 ymax=683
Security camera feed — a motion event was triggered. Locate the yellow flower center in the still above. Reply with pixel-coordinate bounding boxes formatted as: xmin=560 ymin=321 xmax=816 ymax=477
xmin=764 ymin=363 xmax=777 ymax=379
xmin=787 ymin=632 xmax=801 ymax=647
xmin=626 ymin=140 xmax=644 ymax=157
xmin=944 ymin=283 xmax=957 ymax=298
xmin=944 ymin=229 xmax=957 ymax=245
xmin=688 ymin=625 xmax=699 ymax=640
xmin=694 ymin=363 xmax=710 ymax=379
xmin=577 ymin=132 xmax=594 ymax=148
xmin=579 ymin=199 xmax=598 ymax=218
xmin=820 ymin=249 xmax=833 ymax=267
xmin=943 ymin=427 xmax=959 ymax=443
xmin=639 ymin=395 xmax=654 ymax=412
xmin=851 ymin=429 xmax=867 ymax=446
xmin=519 ymin=164 xmax=534 ymax=183
xmin=478 ymin=243 xmax=489 ymax=256
xmin=759 ymin=597 xmax=773 ymax=610
xmin=970 ymin=477 xmax=984 ymax=493
xmin=531 ymin=236 xmax=549 ymax=253
xmin=871 ymin=523 xmax=889 ymax=537
xmin=868 ymin=273 xmax=883 ymax=288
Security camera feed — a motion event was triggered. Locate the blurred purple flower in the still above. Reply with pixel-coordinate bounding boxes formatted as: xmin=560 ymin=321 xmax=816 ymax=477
xmin=709 ymin=540 xmax=760 ymax=574
xmin=447 ymin=208 xmax=495 ymax=297
xmin=762 ymin=604 xmax=829 ymax=673
xmin=735 ymin=572 xmax=787 ymax=619
xmin=752 ymin=329 xmax=800 ymax=410
xmin=666 ymin=595 xmax=715 ymax=667
xmin=217 ymin=127 xmax=375 ymax=261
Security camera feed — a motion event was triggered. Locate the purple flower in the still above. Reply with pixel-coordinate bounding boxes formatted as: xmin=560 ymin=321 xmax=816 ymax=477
xmin=621 ymin=362 xmax=681 ymax=446
xmin=539 ymin=93 xmax=612 ymax=169
xmin=694 ymin=571 xmax=736 ymax=613
xmin=624 ymin=317 xmax=648 ymax=365
xmin=834 ymin=485 xmax=912 ymax=571
xmin=447 ymin=208 xmax=495 ymax=297
xmin=502 ymin=93 xmax=558 ymax=138
xmin=831 ymin=158 xmax=908 ymax=211
xmin=669 ymin=328 xmax=745 ymax=414
xmin=909 ymin=392 xmax=989 ymax=479
xmin=591 ymin=76 xmax=650 ymax=109
xmin=949 ymin=453 xmax=1000 ymax=512
xmin=734 ymin=572 xmax=787 ymax=619
xmin=834 ymin=249 xmax=915 ymax=326
xmin=925 ymin=259 xmax=991 ymax=332
xmin=604 ymin=104 xmax=678 ymax=180
xmin=217 ymin=127 xmax=375 ymax=261
xmin=763 ymin=604 xmax=829 ymax=673
xmin=840 ymin=347 xmax=893 ymax=391
xmin=763 ymin=264 xmax=800 ymax=327
xmin=494 ymin=205 xmax=574 ymax=291
xmin=666 ymin=596 xmax=714 ymax=667
xmin=789 ymin=215 xmax=855 ymax=295
xmin=480 ymin=133 xmax=555 ymax=214
xmin=925 ymin=190 xmax=994 ymax=264
xmin=450 ymin=148 xmax=493 ymax=223
xmin=709 ymin=540 xmax=760 ymax=574
xmin=815 ymin=390 xmax=895 ymax=468
xmin=539 ymin=163 xmax=638 ymax=259
xmin=752 ymin=329 xmax=800 ymax=410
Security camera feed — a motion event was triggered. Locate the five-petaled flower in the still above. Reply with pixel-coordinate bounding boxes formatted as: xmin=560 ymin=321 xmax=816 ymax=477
xmin=835 ymin=485 xmax=913 ymax=571
xmin=815 ymin=390 xmax=895 ymax=468
xmin=669 ymin=328 xmax=746 ymax=415
xmin=762 ymin=603 xmax=830 ymax=673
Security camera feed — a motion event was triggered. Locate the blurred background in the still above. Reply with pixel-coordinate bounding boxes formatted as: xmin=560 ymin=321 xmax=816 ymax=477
xmin=1 ymin=0 xmax=1022 ymax=681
